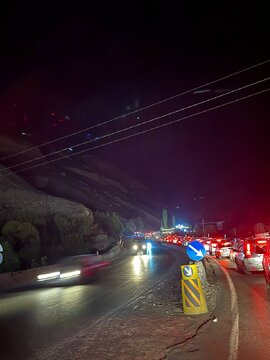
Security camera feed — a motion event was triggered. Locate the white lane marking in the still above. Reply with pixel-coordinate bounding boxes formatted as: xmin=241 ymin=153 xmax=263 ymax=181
xmin=210 ymin=258 xmax=239 ymax=360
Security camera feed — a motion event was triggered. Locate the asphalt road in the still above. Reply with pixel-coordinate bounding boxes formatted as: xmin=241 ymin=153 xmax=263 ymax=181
xmin=222 ymin=257 xmax=270 ymax=360
xmin=184 ymin=256 xmax=270 ymax=360
xmin=0 ymin=244 xmax=189 ymax=360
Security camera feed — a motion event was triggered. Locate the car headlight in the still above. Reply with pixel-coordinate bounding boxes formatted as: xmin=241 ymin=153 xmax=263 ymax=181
xmin=142 ymin=244 xmax=146 ymax=250
xmin=133 ymin=245 xmax=138 ymax=250
xmin=37 ymin=271 xmax=60 ymax=281
xmin=60 ymin=270 xmax=81 ymax=279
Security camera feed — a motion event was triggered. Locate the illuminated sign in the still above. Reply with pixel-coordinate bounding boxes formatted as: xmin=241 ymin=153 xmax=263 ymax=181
xmin=175 ymin=224 xmax=190 ymax=230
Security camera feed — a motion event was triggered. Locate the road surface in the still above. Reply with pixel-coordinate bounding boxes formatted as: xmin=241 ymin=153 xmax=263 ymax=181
xmin=179 ymin=256 xmax=270 ymax=360
xmin=0 ymin=244 xmax=189 ymax=360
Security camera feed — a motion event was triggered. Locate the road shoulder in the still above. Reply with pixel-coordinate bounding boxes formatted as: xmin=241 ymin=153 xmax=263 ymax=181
xmin=47 ymin=256 xmax=218 ymax=360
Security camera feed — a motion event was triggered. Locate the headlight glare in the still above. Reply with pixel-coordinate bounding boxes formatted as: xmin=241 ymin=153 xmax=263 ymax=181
xmin=37 ymin=271 xmax=60 ymax=281
xmin=60 ymin=270 xmax=81 ymax=279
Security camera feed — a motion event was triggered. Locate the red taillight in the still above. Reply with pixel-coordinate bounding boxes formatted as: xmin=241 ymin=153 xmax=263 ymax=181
xmin=244 ymin=242 xmax=252 ymax=258
xmin=256 ymin=240 xmax=267 ymax=245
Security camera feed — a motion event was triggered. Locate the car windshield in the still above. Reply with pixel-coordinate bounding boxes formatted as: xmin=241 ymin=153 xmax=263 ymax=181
xmin=133 ymin=239 xmax=146 ymax=244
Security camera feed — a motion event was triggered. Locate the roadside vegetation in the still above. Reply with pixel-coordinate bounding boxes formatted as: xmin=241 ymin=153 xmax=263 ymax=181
xmin=0 ymin=208 xmax=127 ymax=273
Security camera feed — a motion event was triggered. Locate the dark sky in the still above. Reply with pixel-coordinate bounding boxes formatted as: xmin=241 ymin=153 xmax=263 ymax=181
xmin=0 ymin=2 xmax=269 ymax=226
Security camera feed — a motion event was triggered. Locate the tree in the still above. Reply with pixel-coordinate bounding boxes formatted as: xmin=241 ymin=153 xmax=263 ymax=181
xmin=0 ymin=241 xmax=20 ymax=273
xmin=111 ymin=212 xmax=124 ymax=236
xmin=12 ymin=209 xmax=46 ymax=227
xmin=1 ymin=221 xmax=40 ymax=268
xmin=53 ymin=214 xmax=92 ymax=256
xmin=94 ymin=211 xmax=123 ymax=238
xmin=161 ymin=208 xmax=168 ymax=229
xmin=172 ymin=214 xmax=176 ymax=228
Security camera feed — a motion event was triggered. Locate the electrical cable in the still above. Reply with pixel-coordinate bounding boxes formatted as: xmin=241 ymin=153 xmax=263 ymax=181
xmin=1 ymin=77 xmax=268 ymax=173
xmin=0 ymin=59 xmax=269 ymax=161
xmin=2 ymin=88 xmax=268 ymax=177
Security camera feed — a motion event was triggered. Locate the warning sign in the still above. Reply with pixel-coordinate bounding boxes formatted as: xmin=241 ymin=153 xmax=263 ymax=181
xmin=183 ymin=265 xmax=193 ymax=277
xmin=181 ymin=264 xmax=208 ymax=315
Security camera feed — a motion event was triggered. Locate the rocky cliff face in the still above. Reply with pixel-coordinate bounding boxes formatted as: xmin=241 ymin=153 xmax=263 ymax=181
xmin=0 ymin=135 xmax=161 ymax=259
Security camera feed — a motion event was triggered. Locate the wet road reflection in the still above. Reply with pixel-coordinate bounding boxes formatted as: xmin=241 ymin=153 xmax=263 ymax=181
xmin=0 ymin=245 xmax=180 ymax=360
xmin=216 ymin=257 xmax=270 ymax=360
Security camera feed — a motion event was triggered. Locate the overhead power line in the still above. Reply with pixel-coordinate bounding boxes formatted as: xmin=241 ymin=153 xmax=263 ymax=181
xmin=1 ymin=77 xmax=269 ymax=173
xmin=2 ymin=88 xmax=268 ymax=177
xmin=0 ymin=59 xmax=269 ymax=162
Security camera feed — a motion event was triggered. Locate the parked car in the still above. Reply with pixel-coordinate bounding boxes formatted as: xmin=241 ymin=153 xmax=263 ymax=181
xmin=229 ymin=238 xmax=244 ymax=262
xmin=235 ymin=238 xmax=268 ymax=274
xmin=216 ymin=241 xmax=233 ymax=259
xmin=262 ymin=239 xmax=270 ymax=288
xmin=37 ymin=254 xmax=111 ymax=285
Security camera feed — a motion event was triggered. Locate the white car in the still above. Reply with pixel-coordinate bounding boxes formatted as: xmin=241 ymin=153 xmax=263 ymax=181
xmin=235 ymin=239 xmax=268 ymax=274
xmin=216 ymin=242 xmax=232 ymax=259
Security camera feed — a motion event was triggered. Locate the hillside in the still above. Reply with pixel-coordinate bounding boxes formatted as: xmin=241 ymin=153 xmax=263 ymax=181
xmin=0 ymin=134 xmax=161 ymax=270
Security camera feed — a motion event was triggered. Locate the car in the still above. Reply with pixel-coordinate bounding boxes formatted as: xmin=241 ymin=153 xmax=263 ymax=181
xmin=262 ymin=239 xmax=270 ymax=288
xmin=216 ymin=241 xmax=233 ymax=259
xmin=209 ymin=239 xmax=219 ymax=255
xmin=37 ymin=254 xmax=110 ymax=285
xmin=130 ymin=239 xmax=151 ymax=255
xmin=202 ymin=238 xmax=212 ymax=252
xmin=163 ymin=233 xmax=182 ymax=244
xmin=133 ymin=231 xmax=145 ymax=239
xmin=176 ymin=236 xmax=185 ymax=246
xmin=229 ymin=238 xmax=244 ymax=262
xmin=235 ymin=238 xmax=268 ymax=274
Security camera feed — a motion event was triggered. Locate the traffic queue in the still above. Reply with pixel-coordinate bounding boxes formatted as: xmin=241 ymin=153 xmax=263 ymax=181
xmin=158 ymin=230 xmax=270 ymax=290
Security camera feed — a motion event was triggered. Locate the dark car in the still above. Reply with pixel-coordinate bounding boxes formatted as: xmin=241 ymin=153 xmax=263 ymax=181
xmin=130 ymin=239 xmax=151 ymax=255
xmin=37 ymin=254 xmax=111 ymax=285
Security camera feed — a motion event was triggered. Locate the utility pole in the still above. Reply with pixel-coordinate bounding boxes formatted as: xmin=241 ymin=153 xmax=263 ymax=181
xmin=202 ymin=218 xmax=206 ymax=238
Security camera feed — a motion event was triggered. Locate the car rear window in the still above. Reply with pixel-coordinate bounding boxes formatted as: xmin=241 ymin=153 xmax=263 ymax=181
xmin=220 ymin=242 xmax=232 ymax=248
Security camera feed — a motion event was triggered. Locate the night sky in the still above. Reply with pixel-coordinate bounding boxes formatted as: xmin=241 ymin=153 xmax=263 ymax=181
xmin=0 ymin=2 xmax=269 ymax=226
